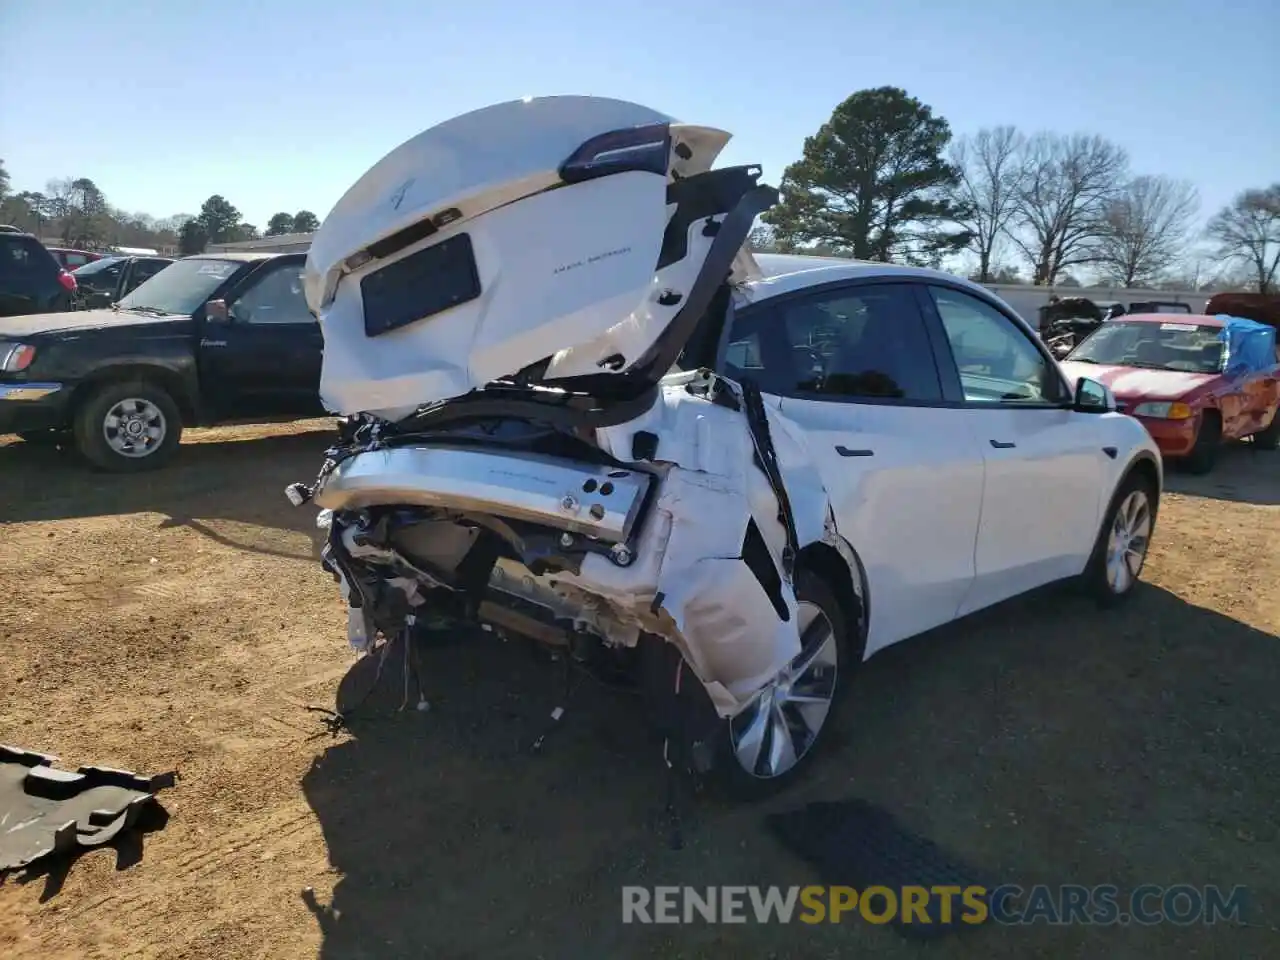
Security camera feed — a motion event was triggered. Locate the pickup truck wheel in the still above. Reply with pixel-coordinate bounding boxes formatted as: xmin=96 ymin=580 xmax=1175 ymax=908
xmin=72 ymin=380 xmax=183 ymax=472
xmin=1181 ymin=411 xmax=1221 ymax=475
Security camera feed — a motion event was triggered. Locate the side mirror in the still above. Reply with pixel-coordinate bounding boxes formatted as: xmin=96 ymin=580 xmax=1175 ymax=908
xmin=1073 ymin=376 xmax=1116 ymax=414
xmin=205 ymin=299 xmax=230 ymax=323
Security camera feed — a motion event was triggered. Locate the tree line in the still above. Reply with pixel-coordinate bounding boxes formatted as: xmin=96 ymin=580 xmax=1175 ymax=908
xmin=0 ymin=159 xmax=319 ymax=257
xmin=5 ymin=92 xmax=1278 ymax=293
xmin=752 ymin=86 xmax=1280 ymax=293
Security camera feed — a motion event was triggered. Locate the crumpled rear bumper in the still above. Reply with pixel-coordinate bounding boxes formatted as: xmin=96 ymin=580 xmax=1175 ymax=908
xmin=311 ymin=377 xmax=848 ymax=718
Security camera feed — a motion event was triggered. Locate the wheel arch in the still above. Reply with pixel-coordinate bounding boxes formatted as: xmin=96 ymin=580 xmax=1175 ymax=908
xmin=795 ymin=538 xmax=869 ymax=662
xmin=69 ymin=363 xmax=199 ymax=423
xmin=1122 ymin=449 xmax=1162 ymax=510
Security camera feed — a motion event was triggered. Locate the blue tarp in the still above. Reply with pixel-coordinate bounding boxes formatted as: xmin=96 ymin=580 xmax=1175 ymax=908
xmin=1217 ymin=315 xmax=1278 ymax=377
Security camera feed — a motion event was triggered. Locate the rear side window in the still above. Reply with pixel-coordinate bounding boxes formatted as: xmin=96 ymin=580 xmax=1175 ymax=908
xmin=77 ymin=259 xmax=125 ymax=291
xmin=134 ymin=259 xmax=171 ymax=283
xmin=722 ymin=283 xmax=943 ymax=402
xmin=0 ymin=236 xmax=58 ymax=281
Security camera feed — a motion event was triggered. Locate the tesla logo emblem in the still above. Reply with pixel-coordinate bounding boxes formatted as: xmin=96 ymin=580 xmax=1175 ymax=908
xmin=389 ymin=178 xmax=415 ymax=210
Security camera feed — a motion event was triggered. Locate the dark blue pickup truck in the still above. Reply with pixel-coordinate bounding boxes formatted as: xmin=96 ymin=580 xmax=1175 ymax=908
xmin=0 ymin=252 xmax=326 ymax=471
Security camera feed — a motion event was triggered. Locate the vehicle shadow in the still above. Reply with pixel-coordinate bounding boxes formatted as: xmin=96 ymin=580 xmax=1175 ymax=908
xmin=300 ymin=583 xmax=1280 ymax=959
xmin=0 ymin=428 xmax=334 ymax=549
xmin=1164 ymin=442 xmax=1280 ymax=506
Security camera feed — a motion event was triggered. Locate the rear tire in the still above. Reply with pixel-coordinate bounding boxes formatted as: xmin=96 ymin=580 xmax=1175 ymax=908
xmin=710 ymin=570 xmax=857 ymax=800
xmin=1181 ymin=411 xmax=1221 ymax=474
xmin=72 ymin=380 xmax=183 ymax=472
xmin=1082 ymin=471 xmax=1156 ymax=607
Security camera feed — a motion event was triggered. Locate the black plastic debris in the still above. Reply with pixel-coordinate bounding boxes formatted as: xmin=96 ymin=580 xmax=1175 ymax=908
xmin=0 ymin=744 xmax=176 ymax=873
xmin=766 ymin=798 xmax=994 ymax=940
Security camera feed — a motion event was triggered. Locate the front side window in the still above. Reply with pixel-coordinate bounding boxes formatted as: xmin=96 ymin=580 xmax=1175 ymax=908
xmin=723 ymin=284 xmax=943 ymax=402
xmin=232 ymin=263 xmax=313 ymax=325
xmin=930 ymin=287 xmax=1065 ymax=404
xmin=72 ymin=257 xmax=125 ymax=291
xmin=127 ymin=259 xmax=172 ymax=293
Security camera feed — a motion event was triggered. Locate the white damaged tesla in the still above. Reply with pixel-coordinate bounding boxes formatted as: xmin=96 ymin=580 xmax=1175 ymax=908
xmin=289 ymin=96 xmax=1162 ymax=796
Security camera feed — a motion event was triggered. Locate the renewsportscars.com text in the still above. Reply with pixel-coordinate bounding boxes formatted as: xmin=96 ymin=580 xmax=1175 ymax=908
xmin=621 ymin=884 xmax=1248 ymax=926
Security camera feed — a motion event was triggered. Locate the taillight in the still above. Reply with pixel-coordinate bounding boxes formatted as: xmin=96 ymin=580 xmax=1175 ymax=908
xmin=58 ymin=270 xmax=77 ymax=291
xmin=1 ymin=343 xmax=36 ymax=372
xmin=559 ymin=122 xmax=672 ymax=184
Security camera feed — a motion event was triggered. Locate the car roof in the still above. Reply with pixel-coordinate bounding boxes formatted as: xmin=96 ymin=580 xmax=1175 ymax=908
xmin=746 ymin=253 xmax=997 ymax=303
xmin=185 ymin=251 xmax=302 ymax=263
xmin=1119 ymin=313 xmax=1223 ymax=327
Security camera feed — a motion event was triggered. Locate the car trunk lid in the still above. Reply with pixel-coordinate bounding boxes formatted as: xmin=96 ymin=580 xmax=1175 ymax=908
xmin=305 ymin=96 xmax=773 ymax=420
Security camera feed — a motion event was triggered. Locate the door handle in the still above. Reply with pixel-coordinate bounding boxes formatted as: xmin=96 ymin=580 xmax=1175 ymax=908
xmin=835 ymin=445 xmax=874 ymax=457
xmin=989 ymin=439 xmax=1016 ymax=449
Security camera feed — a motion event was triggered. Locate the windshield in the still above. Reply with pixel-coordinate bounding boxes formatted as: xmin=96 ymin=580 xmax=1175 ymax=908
xmin=117 ymin=258 xmax=243 ymax=315
xmin=1068 ymin=320 xmax=1224 ymax=374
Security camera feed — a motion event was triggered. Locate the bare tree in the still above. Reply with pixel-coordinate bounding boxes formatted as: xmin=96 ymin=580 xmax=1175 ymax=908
xmin=1205 ymin=184 xmax=1280 ymax=294
xmin=1096 ymin=175 xmax=1199 ymax=287
xmin=43 ymin=178 xmax=74 ymax=221
xmin=1008 ymin=133 xmax=1129 ymax=284
xmin=948 ymin=126 xmax=1027 ymax=282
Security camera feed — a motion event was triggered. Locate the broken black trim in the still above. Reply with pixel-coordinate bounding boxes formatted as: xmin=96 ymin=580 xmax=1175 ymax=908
xmin=742 ymin=518 xmax=791 ymax=622
xmin=738 ymin=377 xmax=799 ymax=581
xmin=632 ymin=430 xmax=660 ymax=461
xmin=657 ymin=166 xmax=764 ymax=271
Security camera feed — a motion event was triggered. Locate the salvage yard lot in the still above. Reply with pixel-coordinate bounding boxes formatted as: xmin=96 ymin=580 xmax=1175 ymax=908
xmin=1 ymin=422 xmax=1278 ymax=959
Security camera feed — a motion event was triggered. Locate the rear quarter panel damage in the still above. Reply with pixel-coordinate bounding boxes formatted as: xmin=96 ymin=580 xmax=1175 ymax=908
xmin=554 ymin=378 xmax=860 ymax=717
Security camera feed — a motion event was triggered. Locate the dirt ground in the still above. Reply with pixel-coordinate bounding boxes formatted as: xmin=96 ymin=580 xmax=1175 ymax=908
xmin=0 ymin=422 xmax=1277 ymax=959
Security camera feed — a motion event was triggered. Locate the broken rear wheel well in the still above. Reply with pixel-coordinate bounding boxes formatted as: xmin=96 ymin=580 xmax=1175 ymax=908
xmin=795 ymin=542 xmax=867 ymax=661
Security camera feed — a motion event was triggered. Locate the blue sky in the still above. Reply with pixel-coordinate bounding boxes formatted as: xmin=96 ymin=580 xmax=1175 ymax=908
xmin=2 ymin=0 xmax=1276 ymax=236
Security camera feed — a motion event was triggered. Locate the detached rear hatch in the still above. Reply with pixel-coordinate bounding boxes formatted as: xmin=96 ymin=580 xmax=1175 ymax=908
xmin=305 ymin=95 xmax=773 ymax=420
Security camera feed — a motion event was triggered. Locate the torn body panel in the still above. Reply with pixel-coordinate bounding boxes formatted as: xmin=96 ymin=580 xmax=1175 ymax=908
xmin=296 ymin=95 xmax=855 ymax=727
xmin=311 ymin=375 xmax=851 ymax=718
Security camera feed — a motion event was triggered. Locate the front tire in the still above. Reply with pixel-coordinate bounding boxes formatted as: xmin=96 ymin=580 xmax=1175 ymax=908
xmin=1253 ymin=411 xmax=1280 ymax=451
xmin=712 ymin=570 xmax=856 ymax=799
xmin=1181 ymin=411 xmax=1221 ymax=474
xmin=72 ymin=380 xmax=183 ymax=472
xmin=1082 ymin=471 xmax=1156 ymax=607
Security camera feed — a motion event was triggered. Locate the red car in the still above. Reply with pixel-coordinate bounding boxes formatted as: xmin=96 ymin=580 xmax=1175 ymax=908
xmin=1060 ymin=313 xmax=1280 ymax=473
xmin=45 ymin=246 xmax=104 ymax=271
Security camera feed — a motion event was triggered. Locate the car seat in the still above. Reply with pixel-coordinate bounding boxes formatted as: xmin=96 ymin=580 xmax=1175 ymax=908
xmin=828 ymin=303 xmax=908 ymax=397
xmin=1133 ymin=338 xmax=1168 ymax=366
